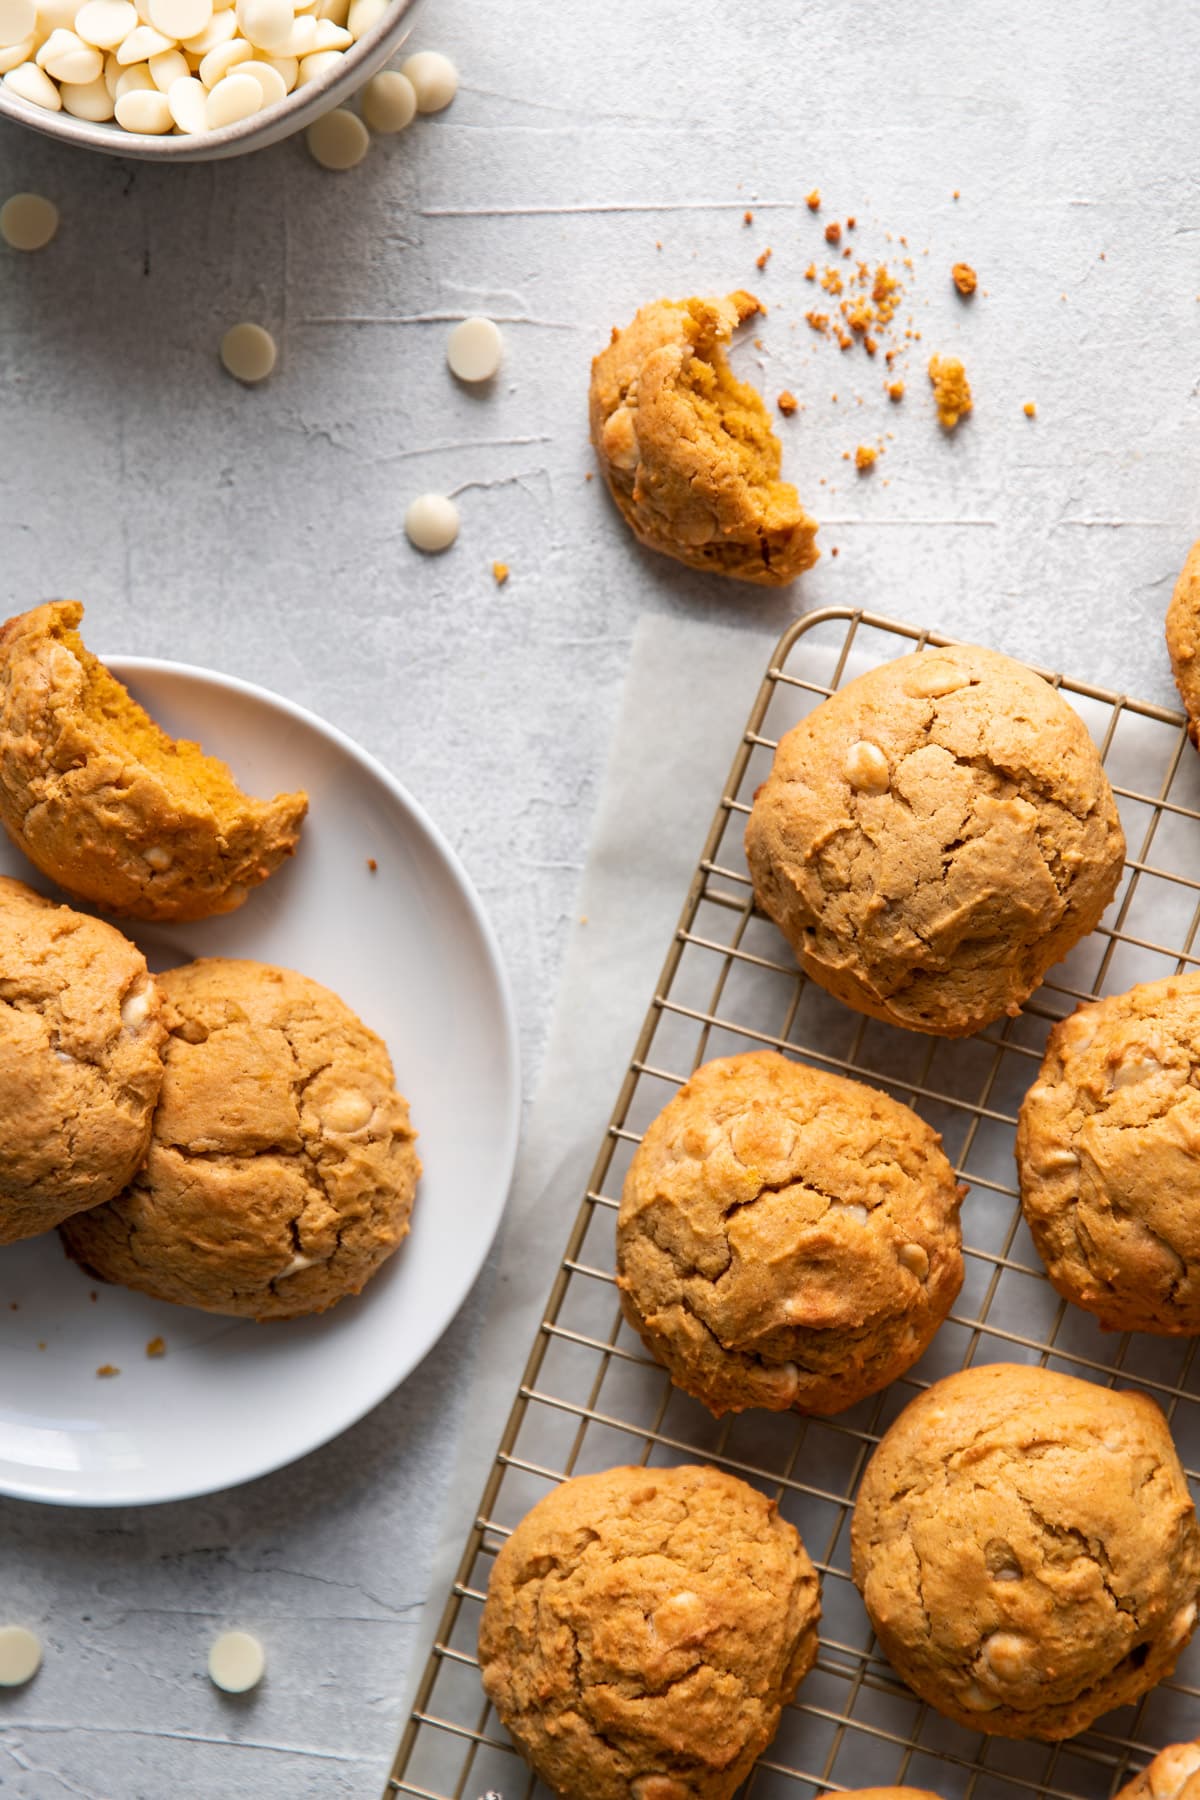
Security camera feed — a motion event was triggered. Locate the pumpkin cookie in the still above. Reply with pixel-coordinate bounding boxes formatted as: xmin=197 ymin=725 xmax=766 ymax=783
xmin=1017 ymin=972 xmax=1200 ymax=1334
xmin=0 ymin=875 xmax=165 ymax=1242
xmin=478 ymin=1462 xmax=820 ymax=1800
xmin=589 ymin=292 xmax=819 ymax=585
xmin=60 ymin=958 xmax=420 ymax=1320
xmin=616 ymin=1051 xmax=964 ymax=1416
xmin=745 ymin=644 xmax=1125 ymax=1036
xmin=0 ymin=601 xmax=307 ymax=921
xmin=1116 ymin=1739 xmax=1200 ymax=1800
xmin=1166 ymin=538 xmax=1200 ymax=746
xmin=851 ymin=1364 xmax=1200 ymax=1740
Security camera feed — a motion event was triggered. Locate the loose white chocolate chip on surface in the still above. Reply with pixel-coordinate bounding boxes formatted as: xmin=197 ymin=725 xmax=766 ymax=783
xmin=0 ymin=1627 xmax=42 ymax=1688
xmin=400 ymin=46 xmax=455 ymax=111
xmin=360 ymin=66 xmax=413 ymax=131
xmin=220 ymin=320 xmax=277 ymax=383
xmin=843 ymin=739 xmax=890 ymax=792
xmin=446 ymin=315 xmax=503 ymax=383
xmin=208 ymin=1630 xmax=265 ymax=1693
xmin=305 ymin=103 xmax=367 ymax=167
xmin=1 ymin=191 xmax=59 ymax=250
xmin=404 ymin=492 xmax=459 ymax=553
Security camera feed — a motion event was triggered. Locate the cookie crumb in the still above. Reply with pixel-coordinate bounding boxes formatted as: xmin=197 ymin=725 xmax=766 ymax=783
xmin=831 ymin=546 xmax=840 ymax=557
xmin=145 ymin=1336 xmax=166 ymax=1358
xmin=887 ymin=379 xmax=905 ymax=402
xmin=854 ymin=444 xmax=878 ymax=472
xmin=777 ymin=390 xmax=798 ymax=415
xmin=952 ymin=188 xmax=960 ymax=199
xmin=1023 ymin=401 xmax=1037 ymax=418
xmin=755 ymin=247 xmax=772 ymax=270
xmin=928 ymin=354 xmax=972 ymax=429
xmin=743 ymin=209 xmax=753 ymax=225
xmin=824 ymin=221 xmax=841 ymax=245
xmin=96 ymin=1364 xmax=120 ymax=1378
xmin=806 ymin=189 xmax=820 ymax=211
xmin=37 ymin=1341 xmax=45 ymax=1350
xmin=7 ymin=1303 xmax=15 ymax=1312
xmin=491 ymin=560 xmax=509 ymax=585
xmin=89 ymin=1291 xmax=97 ymax=1302
xmin=367 ymin=857 xmax=377 ymax=871
xmin=846 ymin=216 xmax=856 ymax=229
xmin=952 ymin=261 xmax=978 ymax=296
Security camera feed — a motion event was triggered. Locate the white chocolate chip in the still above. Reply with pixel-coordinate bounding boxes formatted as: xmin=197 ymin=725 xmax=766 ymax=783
xmin=831 ymin=1200 xmax=869 ymax=1224
xmin=0 ymin=190 xmax=58 ymax=249
xmin=234 ymin=0 xmax=288 ymax=49
xmin=292 ymin=45 xmax=336 ymax=81
xmin=305 ymin=103 xmax=367 ymax=166
xmin=0 ymin=35 xmax=36 ymax=71
xmin=220 ymin=320 xmax=277 ymax=383
xmin=74 ymin=0 xmax=136 ymax=44
xmin=306 ymin=14 xmax=343 ymax=45
xmin=204 ymin=66 xmax=260 ymax=123
xmin=60 ymin=69 xmax=112 ymax=111
xmin=148 ymin=41 xmax=185 ymax=81
xmin=179 ymin=4 xmax=229 ymax=46
xmin=400 ymin=47 xmax=456 ymax=111
xmin=320 ymin=1089 xmax=372 ymax=1132
xmin=114 ymin=80 xmax=171 ymax=125
xmin=1172 ymin=1601 xmax=1197 ymax=1643
xmin=1037 ymin=1146 xmax=1079 ymax=1174
xmin=905 ymin=658 xmax=970 ymax=699
xmin=121 ymin=982 xmax=151 ymax=1031
xmin=36 ymin=26 xmax=101 ymax=80
xmin=447 ymin=316 xmax=503 ymax=383
xmin=5 ymin=57 xmax=64 ymax=102
xmin=343 ymin=0 xmax=380 ymax=35
xmin=276 ymin=6 xmax=309 ymax=50
xmin=404 ymin=492 xmax=459 ymax=552
xmin=898 ymin=1242 xmax=929 ymax=1278
xmin=843 ymin=739 xmax=890 ymax=793
xmin=114 ymin=57 xmax=153 ymax=92
xmin=277 ymin=1251 xmax=317 ymax=1278
xmin=960 ymin=1679 xmax=1001 ymax=1711
xmin=143 ymin=842 xmax=173 ymax=870
xmin=0 ymin=1627 xmax=41 ymax=1688
xmin=147 ymin=0 xmax=210 ymax=38
xmin=165 ymin=68 xmax=203 ymax=122
xmin=0 ymin=0 xmax=36 ymax=42
xmin=360 ymin=66 xmax=413 ymax=132
xmin=196 ymin=31 xmax=247 ymax=79
xmin=235 ymin=54 xmax=282 ymax=102
xmin=207 ymin=1630 xmax=265 ymax=1693
xmin=115 ymin=23 xmax=172 ymax=61
xmin=981 ymin=1630 xmax=1030 ymax=1682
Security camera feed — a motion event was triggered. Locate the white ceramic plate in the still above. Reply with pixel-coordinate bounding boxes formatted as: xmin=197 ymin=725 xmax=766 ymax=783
xmin=0 ymin=659 xmax=520 ymax=1507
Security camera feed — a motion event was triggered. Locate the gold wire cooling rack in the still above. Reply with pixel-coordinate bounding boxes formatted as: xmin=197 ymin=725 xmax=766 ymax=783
xmin=386 ymin=606 xmax=1200 ymax=1800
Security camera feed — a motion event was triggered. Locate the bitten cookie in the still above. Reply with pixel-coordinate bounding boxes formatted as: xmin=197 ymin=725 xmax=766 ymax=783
xmin=60 ymin=958 xmax=420 ymax=1320
xmin=0 ymin=875 xmax=165 ymax=1242
xmin=589 ymin=292 xmax=819 ymax=585
xmin=1017 ymin=973 xmax=1200 ymax=1334
xmin=616 ymin=1051 xmax=964 ymax=1417
xmin=1116 ymin=1739 xmax=1200 ymax=1800
xmin=851 ymin=1364 xmax=1200 ymax=1740
xmin=745 ymin=644 xmax=1125 ymax=1036
xmin=478 ymin=1463 xmax=821 ymax=1800
xmin=1165 ymin=538 xmax=1200 ymax=746
xmin=0 ymin=601 xmax=307 ymax=921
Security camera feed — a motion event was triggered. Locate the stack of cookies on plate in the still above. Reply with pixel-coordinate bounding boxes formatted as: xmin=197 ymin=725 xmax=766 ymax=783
xmin=0 ymin=601 xmax=420 ymax=1319
xmin=478 ymin=612 xmax=1200 ymax=1799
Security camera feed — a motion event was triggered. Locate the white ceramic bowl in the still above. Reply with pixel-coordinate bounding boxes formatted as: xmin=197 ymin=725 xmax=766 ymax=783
xmin=0 ymin=0 xmax=418 ymax=161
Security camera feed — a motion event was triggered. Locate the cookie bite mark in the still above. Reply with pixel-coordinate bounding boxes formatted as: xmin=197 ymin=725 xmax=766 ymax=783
xmin=589 ymin=292 xmax=819 ymax=586
xmin=0 ymin=601 xmax=308 ymax=921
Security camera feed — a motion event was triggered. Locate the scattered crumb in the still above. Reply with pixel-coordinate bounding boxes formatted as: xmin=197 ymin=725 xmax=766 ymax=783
xmin=755 ymin=247 xmax=772 ymax=270
xmin=7 ymin=1302 xmax=16 ymax=1312
xmin=804 ymin=262 xmax=816 ymax=281
xmin=37 ymin=1341 xmax=45 ymax=1350
xmin=89 ymin=1290 xmax=97 ymax=1302
xmin=824 ymin=222 xmax=841 ymax=245
xmin=846 ymin=216 xmax=856 ymax=229
xmin=655 ymin=240 xmax=662 ymax=251
xmin=777 ymin=390 xmax=798 ymax=416
xmin=146 ymin=1337 xmax=166 ymax=1358
xmin=743 ymin=209 xmax=753 ymax=225
xmin=831 ymin=546 xmax=840 ymax=557
xmin=491 ymin=560 xmax=509 ymax=585
xmin=928 ymin=354 xmax=972 ymax=429
xmin=951 ymin=261 xmax=978 ymax=297
xmin=952 ymin=188 xmax=960 ymax=199
xmin=96 ymin=1364 xmax=120 ymax=1378
xmin=367 ymin=857 xmax=378 ymax=872
xmin=887 ymin=379 xmax=905 ymax=402
xmin=585 ymin=471 xmax=593 ymax=481
xmin=580 ymin=914 xmax=588 ymax=925
xmin=854 ymin=445 xmax=878 ymax=472
xmin=1023 ymin=401 xmax=1037 ymax=418
xmin=806 ymin=189 xmax=820 ymax=211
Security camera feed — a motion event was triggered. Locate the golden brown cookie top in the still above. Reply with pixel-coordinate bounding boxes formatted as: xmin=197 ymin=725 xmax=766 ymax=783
xmin=60 ymin=957 xmax=420 ymax=1320
xmin=589 ymin=293 xmax=819 ymax=586
xmin=1166 ymin=538 xmax=1200 ymax=745
xmin=745 ymin=643 xmax=1125 ymax=1036
xmin=0 ymin=601 xmax=307 ymax=921
xmin=1018 ymin=973 xmax=1200 ymax=1334
xmin=0 ymin=874 xmax=165 ymax=1240
xmin=851 ymin=1363 xmax=1200 ymax=1740
xmin=1117 ymin=1740 xmax=1200 ymax=1800
xmin=479 ymin=1462 xmax=821 ymax=1800
xmin=617 ymin=1051 xmax=964 ymax=1416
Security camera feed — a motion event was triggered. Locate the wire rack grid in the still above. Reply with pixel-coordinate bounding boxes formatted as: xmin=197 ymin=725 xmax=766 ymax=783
xmin=386 ymin=606 xmax=1200 ymax=1800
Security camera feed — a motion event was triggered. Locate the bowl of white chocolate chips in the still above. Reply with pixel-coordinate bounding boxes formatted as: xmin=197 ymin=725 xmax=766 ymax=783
xmin=0 ymin=0 xmax=439 ymax=158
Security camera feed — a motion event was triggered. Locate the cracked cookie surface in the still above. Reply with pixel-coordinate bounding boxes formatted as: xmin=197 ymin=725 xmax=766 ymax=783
xmin=850 ymin=1363 xmax=1200 ymax=1740
xmin=0 ymin=601 xmax=307 ymax=922
xmin=616 ymin=1051 xmax=964 ymax=1417
xmin=1116 ymin=1737 xmax=1200 ymax=1800
xmin=0 ymin=874 xmax=166 ymax=1242
xmin=1166 ymin=538 xmax=1200 ymax=747
xmin=478 ymin=1462 xmax=820 ymax=1800
xmin=589 ymin=292 xmax=819 ymax=586
xmin=745 ymin=644 xmax=1125 ymax=1037
xmin=1017 ymin=973 xmax=1200 ymax=1334
xmin=60 ymin=957 xmax=420 ymax=1320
